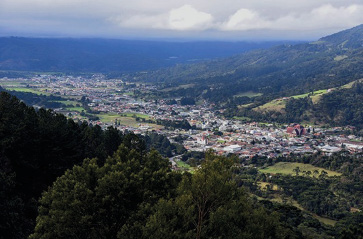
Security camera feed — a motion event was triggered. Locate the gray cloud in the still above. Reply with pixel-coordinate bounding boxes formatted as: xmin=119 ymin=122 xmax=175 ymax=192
xmin=0 ymin=0 xmax=362 ymax=40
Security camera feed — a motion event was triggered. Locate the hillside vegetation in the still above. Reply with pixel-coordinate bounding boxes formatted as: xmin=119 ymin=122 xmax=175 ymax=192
xmin=131 ymin=24 xmax=363 ymax=130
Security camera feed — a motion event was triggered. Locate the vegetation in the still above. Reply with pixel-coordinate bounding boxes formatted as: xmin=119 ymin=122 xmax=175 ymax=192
xmin=0 ymin=38 xmax=285 ymax=73
xmin=1 ymin=92 xmax=362 ymax=238
xmin=131 ymin=25 xmax=363 ymax=130
xmin=0 ymin=92 xmax=180 ymax=238
xmin=259 ymin=162 xmax=342 ymax=177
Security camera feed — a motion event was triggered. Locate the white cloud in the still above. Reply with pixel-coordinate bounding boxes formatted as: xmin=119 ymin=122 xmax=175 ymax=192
xmin=168 ymin=5 xmax=213 ymax=30
xmin=222 ymin=9 xmax=269 ymax=30
xmin=111 ymin=5 xmax=213 ymax=31
xmin=219 ymin=4 xmax=363 ymax=32
xmin=0 ymin=0 xmax=362 ymax=39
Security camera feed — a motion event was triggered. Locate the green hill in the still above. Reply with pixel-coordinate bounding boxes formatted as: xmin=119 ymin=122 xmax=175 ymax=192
xmin=133 ymin=25 xmax=363 ymax=130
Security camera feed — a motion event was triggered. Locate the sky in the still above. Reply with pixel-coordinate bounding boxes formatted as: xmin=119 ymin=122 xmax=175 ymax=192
xmin=0 ymin=0 xmax=362 ymax=41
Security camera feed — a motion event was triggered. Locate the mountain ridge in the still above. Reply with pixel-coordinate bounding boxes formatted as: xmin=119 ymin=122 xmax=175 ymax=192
xmin=0 ymin=38 xmax=294 ymax=73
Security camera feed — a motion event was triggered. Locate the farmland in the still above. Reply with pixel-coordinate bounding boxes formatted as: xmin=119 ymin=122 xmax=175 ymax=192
xmin=259 ymin=162 xmax=342 ymax=177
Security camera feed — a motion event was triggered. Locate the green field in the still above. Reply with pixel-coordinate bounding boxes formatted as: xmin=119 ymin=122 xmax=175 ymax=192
xmin=67 ymin=107 xmax=85 ymax=112
xmin=175 ymin=160 xmax=195 ymax=173
xmin=121 ymin=112 xmax=151 ymax=120
xmin=4 ymin=87 xmax=48 ymax=95
xmin=252 ymin=79 xmax=361 ymax=113
xmin=160 ymin=84 xmax=195 ymax=92
xmin=0 ymin=81 xmax=24 ymax=86
xmin=233 ymin=116 xmax=252 ymax=121
xmin=234 ymin=91 xmax=263 ymax=98
xmin=98 ymin=113 xmax=162 ymax=129
xmin=259 ymin=162 xmax=341 ymax=177
xmin=254 ymin=99 xmax=286 ymax=112
xmin=238 ymin=103 xmax=254 ymax=108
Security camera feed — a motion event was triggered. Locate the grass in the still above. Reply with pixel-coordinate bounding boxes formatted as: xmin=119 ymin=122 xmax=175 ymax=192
xmin=234 ymin=91 xmax=263 ymax=98
xmin=176 ymin=160 xmax=191 ymax=169
xmin=257 ymin=182 xmax=280 ymax=191
xmin=121 ymin=113 xmax=151 ymax=120
xmin=314 ymin=214 xmax=338 ymax=226
xmin=4 ymin=87 xmax=47 ymax=95
xmin=255 ymin=194 xmax=338 ymax=226
xmin=292 ymin=89 xmax=326 ymax=99
xmin=252 ymin=79 xmax=362 ymax=113
xmin=98 ymin=113 xmax=162 ymax=129
xmin=67 ymin=107 xmax=85 ymax=112
xmin=0 ymin=81 xmax=24 ymax=86
xmin=233 ymin=116 xmax=251 ymax=121
xmin=175 ymin=160 xmax=195 ymax=173
xmin=254 ymin=99 xmax=286 ymax=112
xmin=334 ymin=55 xmax=348 ymax=61
xmin=160 ymin=84 xmax=195 ymax=92
xmin=259 ymin=162 xmax=342 ymax=177
xmin=238 ymin=103 xmax=254 ymax=109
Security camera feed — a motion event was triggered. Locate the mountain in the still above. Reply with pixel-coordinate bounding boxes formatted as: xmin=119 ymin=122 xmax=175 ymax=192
xmin=0 ymin=38 xmax=291 ymax=73
xmin=136 ymin=24 xmax=362 ymax=92
xmin=132 ymin=24 xmax=363 ymax=130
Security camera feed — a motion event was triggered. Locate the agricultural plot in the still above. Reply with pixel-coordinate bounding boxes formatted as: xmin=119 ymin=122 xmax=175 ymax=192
xmin=98 ymin=113 xmax=162 ymax=129
xmin=234 ymin=91 xmax=263 ymax=98
xmin=259 ymin=162 xmax=341 ymax=177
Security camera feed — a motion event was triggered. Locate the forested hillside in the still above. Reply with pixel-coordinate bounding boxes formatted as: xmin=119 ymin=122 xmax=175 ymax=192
xmin=0 ymin=91 xmax=182 ymax=238
xmin=0 ymin=38 xmax=288 ymax=73
xmin=132 ymin=24 xmax=363 ymax=130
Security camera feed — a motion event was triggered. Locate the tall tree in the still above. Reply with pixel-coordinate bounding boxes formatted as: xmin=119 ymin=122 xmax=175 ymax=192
xmin=144 ymin=152 xmax=284 ymax=239
xmin=30 ymin=145 xmax=179 ymax=239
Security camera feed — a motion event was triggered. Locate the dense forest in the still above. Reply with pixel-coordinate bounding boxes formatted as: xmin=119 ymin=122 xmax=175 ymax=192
xmin=0 ymin=91 xmax=182 ymax=238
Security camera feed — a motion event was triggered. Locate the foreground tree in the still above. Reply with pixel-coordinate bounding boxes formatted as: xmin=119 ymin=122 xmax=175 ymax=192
xmin=30 ymin=144 xmax=180 ymax=239
xmin=143 ymin=152 xmax=285 ymax=239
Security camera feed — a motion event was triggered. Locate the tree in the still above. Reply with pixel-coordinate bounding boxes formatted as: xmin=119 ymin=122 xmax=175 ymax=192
xmin=144 ymin=152 xmax=284 ymax=239
xmin=293 ymin=167 xmax=300 ymax=176
xmin=30 ymin=145 xmax=180 ymax=239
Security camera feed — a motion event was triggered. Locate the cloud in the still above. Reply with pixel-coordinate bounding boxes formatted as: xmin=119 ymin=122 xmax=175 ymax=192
xmin=1 ymin=0 xmax=362 ymax=39
xmin=222 ymin=9 xmax=269 ymax=30
xmin=220 ymin=4 xmax=363 ymax=31
xmin=168 ymin=5 xmax=213 ymax=30
xmin=111 ymin=5 xmax=213 ymax=31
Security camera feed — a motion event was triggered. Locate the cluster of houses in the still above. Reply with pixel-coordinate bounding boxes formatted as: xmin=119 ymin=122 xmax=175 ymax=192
xmin=1 ymin=75 xmax=362 ymax=160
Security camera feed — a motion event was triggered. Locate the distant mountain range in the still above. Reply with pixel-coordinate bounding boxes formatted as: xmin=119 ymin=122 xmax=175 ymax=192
xmin=0 ymin=38 xmax=293 ymax=73
xmin=137 ymin=24 xmax=362 ymax=96
xmin=132 ymin=24 xmax=362 ymax=131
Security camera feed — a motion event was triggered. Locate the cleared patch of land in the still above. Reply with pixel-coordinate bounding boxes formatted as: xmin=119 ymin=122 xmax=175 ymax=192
xmin=4 ymin=87 xmax=49 ymax=95
xmin=255 ymin=194 xmax=338 ymax=226
xmin=238 ymin=103 xmax=254 ymax=109
xmin=160 ymin=84 xmax=195 ymax=92
xmin=334 ymin=55 xmax=348 ymax=61
xmin=175 ymin=160 xmax=195 ymax=173
xmin=121 ymin=112 xmax=151 ymax=120
xmin=98 ymin=113 xmax=162 ymax=129
xmin=234 ymin=91 xmax=263 ymax=98
xmin=233 ymin=116 xmax=251 ymax=121
xmin=257 ymin=182 xmax=280 ymax=191
xmin=253 ymin=99 xmax=286 ymax=112
xmin=253 ymin=79 xmax=362 ymax=112
xmin=259 ymin=162 xmax=342 ymax=177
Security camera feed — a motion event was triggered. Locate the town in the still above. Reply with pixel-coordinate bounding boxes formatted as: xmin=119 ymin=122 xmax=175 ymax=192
xmin=1 ymin=74 xmax=362 ymax=166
